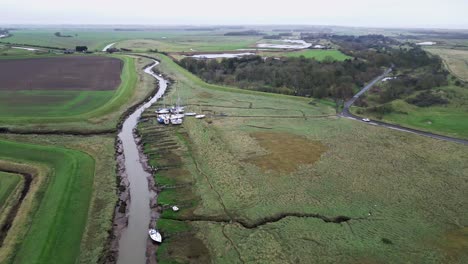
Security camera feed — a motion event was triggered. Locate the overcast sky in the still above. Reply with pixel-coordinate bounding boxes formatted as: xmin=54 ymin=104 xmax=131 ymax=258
xmin=1 ymin=0 xmax=468 ymax=29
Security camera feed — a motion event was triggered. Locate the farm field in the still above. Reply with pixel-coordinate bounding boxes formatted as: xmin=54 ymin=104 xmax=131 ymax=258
xmin=115 ymin=35 xmax=262 ymax=52
xmin=0 ymin=134 xmax=116 ymax=264
xmin=139 ymin=54 xmax=468 ymax=263
xmin=0 ymin=55 xmax=157 ymax=133
xmin=1 ymin=29 xmax=265 ymax=51
xmin=259 ymin=49 xmax=351 ymax=61
xmin=352 ymin=85 xmax=468 ymax=139
xmin=426 ymin=48 xmax=468 ymax=81
xmin=0 ymin=29 xmax=188 ymax=50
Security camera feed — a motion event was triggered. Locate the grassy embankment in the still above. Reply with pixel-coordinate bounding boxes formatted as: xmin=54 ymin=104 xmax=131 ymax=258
xmin=0 ymin=138 xmax=95 ymax=263
xmin=0 ymin=134 xmax=117 ymax=264
xmin=137 ymin=54 xmax=468 ymax=263
xmin=0 ymin=172 xmax=22 ymax=212
xmin=0 ymin=55 xmax=156 ymax=132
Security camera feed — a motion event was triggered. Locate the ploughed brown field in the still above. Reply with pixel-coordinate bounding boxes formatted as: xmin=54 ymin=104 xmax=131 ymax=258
xmin=0 ymin=56 xmax=122 ymax=91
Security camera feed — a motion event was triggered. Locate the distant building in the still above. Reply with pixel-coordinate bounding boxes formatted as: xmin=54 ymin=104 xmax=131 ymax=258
xmin=75 ymin=46 xmax=88 ymax=52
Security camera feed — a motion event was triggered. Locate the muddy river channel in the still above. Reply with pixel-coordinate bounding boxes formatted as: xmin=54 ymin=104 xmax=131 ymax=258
xmin=116 ymin=60 xmax=167 ymax=264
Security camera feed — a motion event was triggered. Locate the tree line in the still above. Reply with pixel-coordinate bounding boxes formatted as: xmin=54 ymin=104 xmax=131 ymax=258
xmin=178 ymin=35 xmax=446 ymax=105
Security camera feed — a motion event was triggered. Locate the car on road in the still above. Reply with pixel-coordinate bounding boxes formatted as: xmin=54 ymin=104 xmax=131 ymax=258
xmin=362 ymin=118 xmax=370 ymax=122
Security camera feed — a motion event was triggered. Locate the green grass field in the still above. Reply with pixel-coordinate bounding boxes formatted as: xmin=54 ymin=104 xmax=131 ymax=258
xmin=1 ymin=29 xmax=169 ymax=50
xmin=353 ymin=85 xmax=468 ymax=139
xmin=0 ymin=172 xmax=21 ymax=210
xmin=116 ymin=35 xmax=262 ymax=52
xmin=260 ymin=49 xmax=351 ymax=61
xmin=0 ymin=90 xmax=114 ymax=117
xmin=140 ymin=53 xmax=468 ymax=264
xmin=426 ymin=47 xmax=468 ymax=82
xmin=1 ymin=29 xmax=264 ymax=52
xmin=0 ymin=139 xmax=95 ymax=264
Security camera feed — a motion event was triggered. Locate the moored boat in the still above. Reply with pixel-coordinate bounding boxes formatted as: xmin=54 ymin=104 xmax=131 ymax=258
xmin=149 ymin=229 xmax=162 ymax=243
xmin=195 ymin=114 xmax=206 ymax=119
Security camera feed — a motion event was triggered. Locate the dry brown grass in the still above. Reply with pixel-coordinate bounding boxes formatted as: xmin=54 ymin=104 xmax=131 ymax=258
xmin=436 ymin=227 xmax=468 ymax=263
xmin=426 ymin=48 xmax=468 ymax=81
xmin=245 ymin=132 xmax=327 ymax=173
xmin=160 ymin=233 xmax=211 ymax=264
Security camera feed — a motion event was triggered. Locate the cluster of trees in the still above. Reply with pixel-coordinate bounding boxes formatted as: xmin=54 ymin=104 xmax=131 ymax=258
xmin=379 ymin=72 xmax=447 ymax=103
xmin=406 ymin=91 xmax=448 ymax=107
xmin=179 ymin=34 xmax=448 ymax=106
xmin=54 ymin=32 xmax=73 ymax=38
xmin=224 ymin=30 xmax=264 ymax=36
xmin=263 ymin=33 xmax=293 ymax=39
xmin=179 ymin=55 xmax=381 ymax=100
xmin=75 ymin=46 xmax=88 ymax=52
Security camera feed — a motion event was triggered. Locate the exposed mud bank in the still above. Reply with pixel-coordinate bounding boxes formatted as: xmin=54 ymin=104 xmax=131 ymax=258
xmin=0 ymin=170 xmax=32 ymax=246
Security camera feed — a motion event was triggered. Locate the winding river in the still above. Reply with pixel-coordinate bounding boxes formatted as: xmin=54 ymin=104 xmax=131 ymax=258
xmin=117 ymin=60 xmax=167 ymax=264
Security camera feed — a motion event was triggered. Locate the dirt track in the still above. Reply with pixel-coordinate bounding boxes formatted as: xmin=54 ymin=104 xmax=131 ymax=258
xmin=0 ymin=56 xmax=122 ymax=91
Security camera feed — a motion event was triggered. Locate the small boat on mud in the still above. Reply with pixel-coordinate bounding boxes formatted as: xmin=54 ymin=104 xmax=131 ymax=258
xmin=195 ymin=114 xmax=206 ymax=119
xmin=149 ymin=229 xmax=162 ymax=243
xmin=185 ymin=112 xmax=196 ymax=116
xmin=172 ymin=205 xmax=179 ymax=212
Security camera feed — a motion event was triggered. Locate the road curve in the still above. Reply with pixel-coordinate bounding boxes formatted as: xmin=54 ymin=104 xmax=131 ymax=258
xmin=341 ymin=68 xmax=468 ymax=145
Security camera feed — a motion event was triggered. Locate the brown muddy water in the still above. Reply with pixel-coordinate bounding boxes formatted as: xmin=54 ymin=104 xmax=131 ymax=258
xmin=116 ymin=60 xmax=167 ymax=264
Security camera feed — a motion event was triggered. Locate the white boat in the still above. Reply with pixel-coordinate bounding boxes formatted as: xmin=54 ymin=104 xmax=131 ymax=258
xmin=172 ymin=205 xmax=179 ymax=212
xmin=157 ymin=114 xmax=171 ymax=124
xmin=149 ymin=229 xmax=162 ymax=243
xmin=185 ymin=112 xmax=197 ymax=116
xmin=195 ymin=114 xmax=206 ymax=119
xmin=171 ymin=114 xmax=185 ymax=119
xmin=157 ymin=108 xmax=170 ymax=114
xmin=171 ymin=118 xmax=183 ymax=125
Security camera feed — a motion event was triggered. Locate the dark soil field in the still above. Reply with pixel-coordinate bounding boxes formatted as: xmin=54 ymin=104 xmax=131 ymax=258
xmin=0 ymin=56 xmax=122 ymax=91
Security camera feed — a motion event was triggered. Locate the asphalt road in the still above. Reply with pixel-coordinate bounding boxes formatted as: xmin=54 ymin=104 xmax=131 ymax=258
xmin=341 ymin=68 xmax=468 ymax=146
